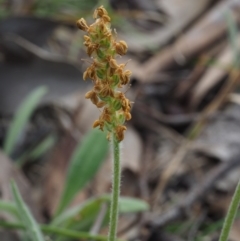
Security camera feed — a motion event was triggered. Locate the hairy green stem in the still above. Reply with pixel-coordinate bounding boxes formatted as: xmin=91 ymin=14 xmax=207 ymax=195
xmin=0 ymin=221 xmax=124 ymax=241
xmin=108 ymin=134 xmax=121 ymax=241
xmin=219 ymin=179 xmax=240 ymax=241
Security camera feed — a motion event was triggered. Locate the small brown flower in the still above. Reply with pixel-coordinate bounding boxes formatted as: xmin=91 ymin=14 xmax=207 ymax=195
xmin=96 ymin=101 xmax=105 ymax=108
xmin=98 ymin=22 xmax=107 ymax=33
xmin=121 ymin=98 xmax=131 ymax=111
xmin=101 ymin=14 xmax=111 ymax=23
xmin=115 ymin=125 xmax=127 ymax=141
xmin=93 ymin=6 xmax=108 ymax=19
xmin=83 ymin=66 xmax=96 ymax=80
xmin=89 ymin=92 xmax=99 ymax=105
xmin=100 ymin=107 xmax=113 ymax=123
xmin=115 ymin=64 xmax=125 ymax=75
xmin=115 ymin=41 xmax=128 ymax=56
xmin=99 ymin=86 xmax=114 ymax=98
xmin=84 ymin=35 xmax=91 ymax=42
xmin=125 ymin=112 xmax=132 ymax=121
xmin=109 ymin=58 xmax=119 ymax=69
xmin=87 ymin=44 xmax=98 ymax=56
xmin=120 ymin=70 xmax=131 ymax=85
xmin=93 ymin=120 xmax=104 ymax=130
xmin=76 ymin=18 xmax=89 ymax=31
xmin=83 ymin=35 xmax=91 ymax=47
xmin=85 ymin=90 xmax=95 ymax=99
xmin=93 ymin=80 xmax=103 ymax=92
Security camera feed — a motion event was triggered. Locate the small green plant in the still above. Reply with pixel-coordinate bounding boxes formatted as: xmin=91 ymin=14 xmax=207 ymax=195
xmin=77 ymin=6 xmax=132 ymax=241
xmin=0 ymin=6 xmax=150 ymax=240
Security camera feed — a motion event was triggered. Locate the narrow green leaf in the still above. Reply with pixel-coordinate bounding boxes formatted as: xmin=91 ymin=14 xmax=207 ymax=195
xmin=4 ymin=86 xmax=48 ymax=156
xmin=52 ymin=198 xmax=101 ymax=226
xmin=55 ymin=129 xmax=109 ymax=216
xmin=102 ymin=195 xmax=150 ymax=213
xmin=54 ymin=198 xmax=105 ymax=234
xmin=0 ymin=200 xmax=18 ymax=218
xmin=118 ymin=196 xmax=149 ymax=213
xmin=53 ymin=195 xmax=149 ymax=229
xmin=16 ymin=135 xmax=56 ymax=167
xmin=11 ymin=181 xmax=45 ymax=241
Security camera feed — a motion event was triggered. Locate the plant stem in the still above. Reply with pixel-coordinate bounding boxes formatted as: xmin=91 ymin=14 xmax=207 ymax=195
xmin=219 ymin=179 xmax=240 ymax=241
xmin=108 ymin=134 xmax=121 ymax=241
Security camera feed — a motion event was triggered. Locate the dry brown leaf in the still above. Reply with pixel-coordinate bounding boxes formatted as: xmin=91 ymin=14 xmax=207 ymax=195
xmin=190 ymin=35 xmax=240 ymax=109
xmin=216 ymin=168 xmax=240 ymax=192
xmin=121 ymin=0 xmax=212 ymax=53
xmin=193 ymin=104 xmax=240 ymax=161
xmin=174 ymin=41 xmax=226 ymax=99
xmin=139 ymin=0 xmax=240 ymax=83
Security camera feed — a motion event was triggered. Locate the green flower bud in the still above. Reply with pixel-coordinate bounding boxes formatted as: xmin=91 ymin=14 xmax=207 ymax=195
xmin=112 ymin=99 xmax=122 ymax=111
xmin=99 ymin=95 xmax=112 ymax=102
xmin=96 ymin=69 xmax=105 ymax=79
xmin=112 ymin=75 xmax=120 ymax=86
xmin=117 ymin=113 xmax=125 ymax=125
xmin=104 ymin=122 xmax=114 ymax=132
xmin=100 ymin=39 xmax=110 ymax=48
xmin=96 ymin=49 xmax=105 ymax=59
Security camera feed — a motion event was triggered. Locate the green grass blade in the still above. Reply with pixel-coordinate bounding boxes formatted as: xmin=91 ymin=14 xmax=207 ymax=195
xmin=101 ymin=195 xmax=149 ymax=213
xmin=52 ymin=197 xmax=100 ymax=226
xmin=0 ymin=200 xmax=18 ymax=218
xmin=219 ymin=179 xmax=240 ymax=241
xmin=117 ymin=196 xmax=149 ymax=213
xmin=16 ymin=135 xmax=55 ymax=167
xmin=55 ymin=129 xmax=109 ymax=216
xmin=11 ymin=181 xmax=45 ymax=241
xmin=53 ymin=195 xmax=149 ymax=228
xmin=4 ymin=86 xmax=48 ymax=156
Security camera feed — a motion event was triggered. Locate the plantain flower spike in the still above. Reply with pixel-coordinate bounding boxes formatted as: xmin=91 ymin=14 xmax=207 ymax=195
xmin=77 ymin=6 xmax=132 ymax=142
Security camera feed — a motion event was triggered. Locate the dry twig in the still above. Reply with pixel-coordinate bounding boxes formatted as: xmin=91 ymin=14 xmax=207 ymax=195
xmin=147 ymin=154 xmax=240 ymax=228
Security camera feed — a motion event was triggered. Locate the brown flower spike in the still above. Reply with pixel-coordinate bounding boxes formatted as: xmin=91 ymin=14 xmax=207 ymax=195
xmin=77 ymin=6 xmax=132 ymax=142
